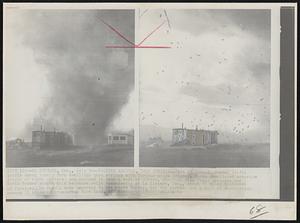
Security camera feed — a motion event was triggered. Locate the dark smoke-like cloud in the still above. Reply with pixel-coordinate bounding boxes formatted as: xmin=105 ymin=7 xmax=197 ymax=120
xmin=18 ymin=10 xmax=134 ymax=145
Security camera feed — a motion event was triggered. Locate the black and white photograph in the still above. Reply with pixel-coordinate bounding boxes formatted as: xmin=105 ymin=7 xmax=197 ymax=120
xmin=5 ymin=9 xmax=135 ymax=167
xmin=3 ymin=3 xmax=296 ymax=221
xmin=139 ymin=9 xmax=272 ymax=168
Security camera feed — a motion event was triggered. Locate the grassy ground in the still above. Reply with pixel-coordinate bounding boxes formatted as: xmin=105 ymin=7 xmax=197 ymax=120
xmin=6 ymin=145 xmax=134 ymax=167
xmin=140 ymin=143 xmax=270 ymax=168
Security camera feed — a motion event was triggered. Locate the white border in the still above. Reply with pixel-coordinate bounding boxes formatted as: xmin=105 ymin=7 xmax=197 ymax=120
xmin=270 ymin=5 xmax=280 ymax=199
xmin=134 ymin=9 xmax=140 ymax=167
xmin=3 ymin=2 xmax=297 ymax=220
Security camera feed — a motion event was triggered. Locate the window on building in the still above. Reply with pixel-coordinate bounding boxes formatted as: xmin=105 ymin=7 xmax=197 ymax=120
xmin=120 ymin=136 xmax=126 ymax=140
xmin=113 ymin=136 xmax=119 ymax=140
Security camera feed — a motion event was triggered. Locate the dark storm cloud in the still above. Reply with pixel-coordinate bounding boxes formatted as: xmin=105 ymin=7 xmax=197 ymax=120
xmin=171 ymin=9 xmax=270 ymax=40
xmin=180 ymin=82 xmax=259 ymax=106
xmin=248 ymin=62 xmax=270 ymax=79
xmin=17 ymin=10 xmax=135 ymax=145
xmin=224 ymin=9 xmax=271 ymax=40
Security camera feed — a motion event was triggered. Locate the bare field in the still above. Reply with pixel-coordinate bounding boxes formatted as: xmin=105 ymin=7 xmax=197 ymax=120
xmin=6 ymin=145 xmax=134 ymax=167
xmin=140 ymin=143 xmax=270 ymax=168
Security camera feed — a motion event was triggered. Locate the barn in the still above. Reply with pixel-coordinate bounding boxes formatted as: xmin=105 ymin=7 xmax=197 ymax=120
xmin=172 ymin=126 xmax=218 ymax=146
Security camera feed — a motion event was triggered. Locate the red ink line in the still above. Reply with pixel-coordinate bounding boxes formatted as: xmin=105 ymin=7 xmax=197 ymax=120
xmin=99 ymin=18 xmax=136 ymax=46
xmin=105 ymin=45 xmax=171 ymax=49
xmin=136 ymin=45 xmax=171 ymax=48
xmin=105 ymin=46 xmax=136 ymax=48
xmin=100 ymin=18 xmax=170 ymax=49
xmin=137 ymin=21 xmax=166 ymax=46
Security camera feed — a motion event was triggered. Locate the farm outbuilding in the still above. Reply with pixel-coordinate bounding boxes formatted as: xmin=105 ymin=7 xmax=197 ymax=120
xmin=6 ymin=138 xmax=27 ymax=149
xmin=172 ymin=125 xmax=218 ymax=146
xmin=32 ymin=127 xmax=73 ymax=149
xmin=107 ymin=131 xmax=134 ymax=145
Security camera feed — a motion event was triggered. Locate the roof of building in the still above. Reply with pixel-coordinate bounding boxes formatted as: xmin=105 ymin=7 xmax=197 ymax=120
xmin=172 ymin=128 xmax=218 ymax=133
xmin=32 ymin=130 xmax=71 ymax=135
xmin=108 ymin=131 xmax=134 ymax=136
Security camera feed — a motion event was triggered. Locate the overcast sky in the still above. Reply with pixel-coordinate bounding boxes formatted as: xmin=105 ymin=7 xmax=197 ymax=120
xmin=138 ymin=9 xmax=271 ymax=143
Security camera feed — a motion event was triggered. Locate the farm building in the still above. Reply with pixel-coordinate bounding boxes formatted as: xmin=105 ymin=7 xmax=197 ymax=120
xmin=32 ymin=127 xmax=73 ymax=149
xmin=172 ymin=125 xmax=218 ymax=146
xmin=108 ymin=131 xmax=134 ymax=145
xmin=6 ymin=138 xmax=28 ymax=149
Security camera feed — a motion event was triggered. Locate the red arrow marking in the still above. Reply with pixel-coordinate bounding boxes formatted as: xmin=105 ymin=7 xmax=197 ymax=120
xmin=99 ymin=18 xmax=171 ymax=49
xmin=99 ymin=18 xmax=136 ymax=47
xmin=105 ymin=45 xmax=171 ymax=48
xmin=136 ymin=21 xmax=166 ymax=46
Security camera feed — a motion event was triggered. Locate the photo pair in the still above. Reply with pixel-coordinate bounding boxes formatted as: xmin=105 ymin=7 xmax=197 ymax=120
xmin=3 ymin=3 xmax=296 ymax=221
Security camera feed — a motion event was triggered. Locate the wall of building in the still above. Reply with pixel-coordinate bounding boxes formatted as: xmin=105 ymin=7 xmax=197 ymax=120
xmin=32 ymin=131 xmax=73 ymax=149
xmin=127 ymin=135 xmax=134 ymax=145
xmin=211 ymin=131 xmax=218 ymax=144
xmin=172 ymin=129 xmax=187 ymax=144
xmin=172 ymin=129 xmax=218 ymax=146
xmin=108 ymin=134 xmax=133 ymax=145
xmin=32 ymin=131 xmax=45 ymax=148
xmin=186 ymin=129 xmax=205 ymax=145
